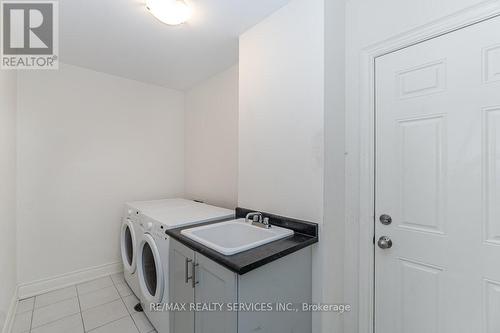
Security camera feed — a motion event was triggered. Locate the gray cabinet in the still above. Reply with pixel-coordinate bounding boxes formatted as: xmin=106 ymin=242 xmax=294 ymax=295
xmin=194 ymin=253 xmax=237 ymax=333
xmin=170 ymin=240 xmax=237 ymax=333
xmin=169 ymin=240 xmax=195 ymax=333
xmin=169 ymin=239 xmax=312 ymax=333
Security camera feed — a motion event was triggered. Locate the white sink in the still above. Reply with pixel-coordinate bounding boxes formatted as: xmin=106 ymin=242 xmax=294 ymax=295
xmin=180 ymin=218 xmax=294 ymax=255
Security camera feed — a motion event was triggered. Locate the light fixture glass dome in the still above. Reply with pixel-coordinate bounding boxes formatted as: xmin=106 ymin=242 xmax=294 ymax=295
xmin=146 ymin=0 xmax=192 ymax=26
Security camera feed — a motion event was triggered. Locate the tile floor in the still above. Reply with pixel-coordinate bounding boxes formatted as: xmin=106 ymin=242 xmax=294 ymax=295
xmin=11 ymin=273 xmax=156 ymax=333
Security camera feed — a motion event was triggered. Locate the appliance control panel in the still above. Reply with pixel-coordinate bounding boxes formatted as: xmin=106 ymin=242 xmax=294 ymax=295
xmin=125 ymin=208 xmax=140 ymax=223
xmin=146 ymin=221 xmax=167 ymax=239
xmin=157 ymin=223 xmax=168 ymax=236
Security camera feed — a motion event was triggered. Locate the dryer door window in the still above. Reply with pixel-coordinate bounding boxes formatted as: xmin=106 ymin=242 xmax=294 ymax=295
xmin=124 ymin=227 xmax=133 ymax=265
xmin=142 ymin=242 xmax=157 ymax=296
xmin=138 ymin=234 xmax=164 ymax=303
xmin=121 ymin=218 xmax=136 ymax=273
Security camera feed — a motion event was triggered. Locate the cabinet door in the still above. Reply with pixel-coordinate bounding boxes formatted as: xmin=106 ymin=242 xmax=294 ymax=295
xmin=194 ymin=253 xmax=237 ymax=333
xmin=169 ymin=240 xmax=195 ymax=333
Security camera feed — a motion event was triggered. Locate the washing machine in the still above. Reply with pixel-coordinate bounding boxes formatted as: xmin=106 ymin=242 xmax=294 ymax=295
xmin=135 ymin=202 xmax=234 ymax=333
xmin=121 ymin=199 xmax=206 ymax=298
xmin=121 ymin=205 xmax=141 ymax=297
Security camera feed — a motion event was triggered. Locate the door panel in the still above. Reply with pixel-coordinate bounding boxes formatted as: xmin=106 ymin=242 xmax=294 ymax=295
xmin=194 ymin=253 xmax=237 ymax=333
xmin=399 ymin=258 xmax=442 ymax=333
xmin=169 ymin=240 xmax=195 ymax=333
xmin=484 ymin=45 xmax=500 ymax=84
xmin=375 ymin=15 xmax=500 ymax=333
xmin=484 ymin=279 xmax=500 ymax=333
xmin=398 ymin=115 xmax=445 ymax=234
xmin=485 ymin=106 xmax=500 ymax=245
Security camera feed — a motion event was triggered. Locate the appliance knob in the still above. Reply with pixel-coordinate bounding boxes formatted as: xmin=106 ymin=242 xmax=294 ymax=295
xmin=146 ymin=222 xmax=153 ymax=230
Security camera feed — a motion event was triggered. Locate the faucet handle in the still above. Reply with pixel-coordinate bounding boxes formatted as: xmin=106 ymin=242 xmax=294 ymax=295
xmin=245 ymin=211 xmax=262 ymax=223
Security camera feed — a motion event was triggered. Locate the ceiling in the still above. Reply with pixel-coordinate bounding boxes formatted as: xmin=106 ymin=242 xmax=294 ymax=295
xmin=60 ymin=0 xmax=291 ymax=90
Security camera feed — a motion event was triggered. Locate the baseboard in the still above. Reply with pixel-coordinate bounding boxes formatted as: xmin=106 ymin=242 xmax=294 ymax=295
xmin=1 ymin=287 xmax=18 ymax=333
xmin=18 ymin=262 xmax=123 ymax=299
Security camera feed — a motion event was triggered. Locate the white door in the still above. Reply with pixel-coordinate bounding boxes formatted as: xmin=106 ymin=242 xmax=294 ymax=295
xmin=375 ymin=15 xmax=500 ymax=333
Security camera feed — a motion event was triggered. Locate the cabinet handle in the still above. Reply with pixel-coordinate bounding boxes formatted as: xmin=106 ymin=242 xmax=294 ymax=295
xmin=192 ymin=262 xmax=199 ymax=288
xmin=185 ymin=258 xmax=193 ymax=284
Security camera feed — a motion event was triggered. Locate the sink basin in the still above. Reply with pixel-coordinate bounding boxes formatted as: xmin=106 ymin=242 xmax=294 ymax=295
xmin=180 ymin=218 xmax=294 ymax=255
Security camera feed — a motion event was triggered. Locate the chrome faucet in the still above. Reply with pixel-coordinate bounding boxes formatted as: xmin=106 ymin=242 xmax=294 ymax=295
xmin=245 ymin=212 xmax=271 ymax=229
xmin=245 ymin=212 xmax=261 ymax=223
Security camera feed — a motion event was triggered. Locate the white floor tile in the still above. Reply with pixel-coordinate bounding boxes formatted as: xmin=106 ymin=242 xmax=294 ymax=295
xmin=31 ymin=297 xmax=80 ymax=328
xmin=82 ymin=299 xmax=128 ymax=331
xmin=77 ymin=277 xmax=114 ymax=295
xmin=115 ymin=282 xmax=133 ymax=298
xmin=11 ymin=311 xmax=32 ymax=333
xmin=35 ymin=286 xmax=77 ymax=309
xmin=131 ymin=312 xmax=154 ymax=333
xmin=122 ymin=295 xmax=141 ymax=314
xmin=30 ymin=314 xmax=84 ymax=333
xmin=16 ymin=297 xmax=34 ymax=314
xmin=14 ymin=274 xmax=157 ymax=333
xmin=79 ymin=285 xmax=120 ymax=311
xmin=87 ymin=316 xmax=139 ymax=333
xmin=110 ymin=273 xmax=125 ymax=285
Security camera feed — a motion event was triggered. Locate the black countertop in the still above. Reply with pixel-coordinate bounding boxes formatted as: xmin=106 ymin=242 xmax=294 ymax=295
xmin=165 ymin=207 xmax=319 ymax=275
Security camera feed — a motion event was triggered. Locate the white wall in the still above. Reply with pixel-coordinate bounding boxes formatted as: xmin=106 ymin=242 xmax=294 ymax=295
xmin=344 ymin=0 xmax=490 ymax=332
xmin=323 ymin=0 xmax=346 ymax=332
xmin=239 ymin=0 xmax=325 ymax=222
xmin=0 ymin=71 xmax=18 ymax=330
xmin=239 ymin=1 xmax=341 ymax=333
xmin=185 ymin=65 xmax=239 ymax=209
xmin=16 ymin=64 xmax=185 ymax=289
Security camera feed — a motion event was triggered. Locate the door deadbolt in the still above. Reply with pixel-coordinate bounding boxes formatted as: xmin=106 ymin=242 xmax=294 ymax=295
xmin=377 ymin=236 xmax=393 ymax=249
xmin=379 ymin=214 xmax=392 ymax=225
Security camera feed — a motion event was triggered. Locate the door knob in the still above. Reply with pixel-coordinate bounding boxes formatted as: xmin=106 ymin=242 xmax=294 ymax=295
xmin=377 ymin=236 xmax=393 ymax=249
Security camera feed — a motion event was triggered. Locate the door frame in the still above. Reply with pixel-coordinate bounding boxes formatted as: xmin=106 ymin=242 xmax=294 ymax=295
xmin=356 ymin=2 xmax=500 ymax=332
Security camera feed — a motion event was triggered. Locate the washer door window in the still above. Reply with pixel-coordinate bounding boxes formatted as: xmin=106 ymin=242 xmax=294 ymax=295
xmin=138 ymin=234 xmax=164 ymax=303
xmin=121 ymin=218 xmax=136 ymax=273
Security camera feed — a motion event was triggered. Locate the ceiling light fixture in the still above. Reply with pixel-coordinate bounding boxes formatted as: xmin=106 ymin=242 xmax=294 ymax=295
xmin=146 ymin=0 xmax=192 ymax=26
